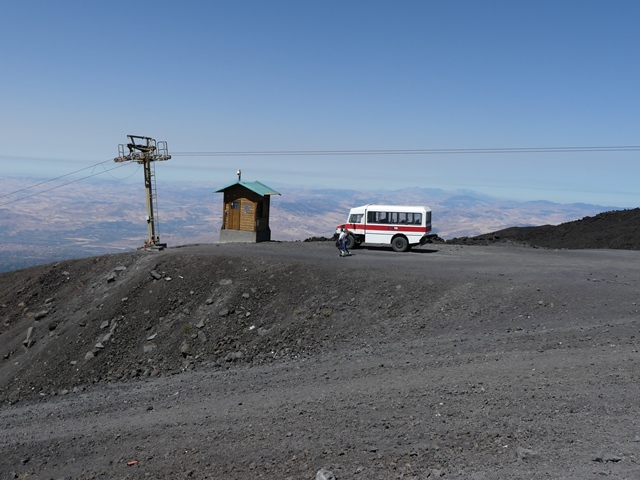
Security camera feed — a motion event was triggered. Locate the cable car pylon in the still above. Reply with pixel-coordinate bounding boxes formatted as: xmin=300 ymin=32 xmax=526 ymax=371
xmin=114 ymin=135 xmax=171 ymax=249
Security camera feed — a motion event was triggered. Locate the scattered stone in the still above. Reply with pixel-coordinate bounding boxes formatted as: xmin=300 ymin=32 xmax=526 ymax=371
xmin=107 ymin=272 xmax=117 ymax=283
xmin=218 ymin=308 xmax=230 ymax=317
xmin=316 ymin=468 xmax=336 ymax=480
xmin=219 ymin=279 xmax=232 ymax=286
xmin=121 ymin=297 xmax=128 ymax=302
xmin=205 ymin=298 xmax=214 ymax=305
xmin=197 ymin=331 xmax=207 ymax=343
xmin=33 ymin=310 xmax=49 ymax=321
xmin=594 ymin=453 xmax=622 ymax=463
xmin=23 ymin=327 xmax=34 ymax=348
xmin=45 ymin=297 xmax=55 ymax=304
xmin=195 ymin=320 xmax=205 ymax=329
xmin=604 ymin=453 xmax=622 ymax=462
xmin=180 ymin=341 xmax=192 ymax=357
xmin=143 ymin=344 xmax=156 ymax=354
xmin=225 ymin=351 xmax=244 ymax=362
xmin=150 ymin=270 xmax=162 ymax=280
xmin=115 ymin=265 xmax=127 ymax=271
xmin=516 ymin=447 xmax=539 ymax=461
xmin=147 ymin=332 xmax=157 ymax=340
xmin=242 ymin=292 xmax=250 ymax=299
xmin=100 ymin=320 xmax=110 ymax=329
xmin=85 ymin=351 xmax=95 ymax=360
xmin=94 ymin=342 xmax=105 ymax=350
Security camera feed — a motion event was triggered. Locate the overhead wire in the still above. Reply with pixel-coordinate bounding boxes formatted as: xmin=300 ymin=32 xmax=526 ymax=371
xmin=171 ymin=145 xmax=640 ymax=157
xmin=0 ymin=158 xmax=115 ymax=199
xmin=1 ymin=143 xmax=638 ymax=207
xmin=0 ymin=162 xmax=132 ymax=207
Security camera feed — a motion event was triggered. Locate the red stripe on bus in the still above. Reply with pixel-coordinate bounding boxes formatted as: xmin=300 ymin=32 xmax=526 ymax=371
xmin=345 ymin=224 xmax=430 ymax=233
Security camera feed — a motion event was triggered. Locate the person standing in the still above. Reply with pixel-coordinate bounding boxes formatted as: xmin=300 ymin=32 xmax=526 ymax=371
xmin=335 ymin=236 xmax=344 ymax=256
xmin=338 ymin=227 xmax=351 ymax=256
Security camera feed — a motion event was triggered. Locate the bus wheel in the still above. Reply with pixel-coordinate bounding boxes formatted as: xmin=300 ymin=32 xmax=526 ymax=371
xmin=391 ymin=236 xmax=409 ymax=252
xmin=346 ymin=234 xmax=357 ymax=250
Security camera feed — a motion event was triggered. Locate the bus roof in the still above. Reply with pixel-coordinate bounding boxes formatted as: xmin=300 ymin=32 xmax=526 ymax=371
xmin=350 ymin=204 xmax=431 ymax=213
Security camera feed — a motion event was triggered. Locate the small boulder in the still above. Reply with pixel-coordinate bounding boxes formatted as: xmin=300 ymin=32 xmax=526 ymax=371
xmin=516 ymin=447 xmax=539 ymax=461
xmin=33 ymin=310 xmax=49 ymax=321
xmin=23 ymin=327 xmax=34 ymax=348
xmin=316 ymin=468 xmax=336 ymax=480
xmin=180 ymin=341 xmax=192 ymax=357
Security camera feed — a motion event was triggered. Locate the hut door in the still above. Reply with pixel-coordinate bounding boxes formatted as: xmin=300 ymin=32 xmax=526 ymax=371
xmin=229 ymin=201 xmax=241 ymax=230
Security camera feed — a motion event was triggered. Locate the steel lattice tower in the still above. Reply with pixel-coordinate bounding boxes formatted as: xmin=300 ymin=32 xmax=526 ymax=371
xmin=114 ymin=135 xmax=171 ymax=248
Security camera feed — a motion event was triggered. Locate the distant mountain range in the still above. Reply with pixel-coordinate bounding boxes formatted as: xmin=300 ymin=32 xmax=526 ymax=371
xmin=0 ymin=175 xmax=622 ymax=272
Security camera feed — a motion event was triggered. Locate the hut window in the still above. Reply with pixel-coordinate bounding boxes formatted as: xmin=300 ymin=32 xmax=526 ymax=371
xmin=244 ymin=204 xmax=250 ymax=214
xmin=231 ymin=201 xmax=240 ymax=210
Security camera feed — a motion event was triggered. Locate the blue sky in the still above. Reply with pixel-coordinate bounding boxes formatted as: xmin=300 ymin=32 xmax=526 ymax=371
xmin=1 ymin=0 xmax=639 ymax=207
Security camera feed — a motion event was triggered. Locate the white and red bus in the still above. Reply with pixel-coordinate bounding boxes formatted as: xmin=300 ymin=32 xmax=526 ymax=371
xmin=336 ymin=204 xmax=433 ymax=252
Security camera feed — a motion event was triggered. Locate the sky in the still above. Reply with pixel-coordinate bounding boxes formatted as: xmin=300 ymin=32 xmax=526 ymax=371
xmin=1 ymin=0 xmax=640 ymax=207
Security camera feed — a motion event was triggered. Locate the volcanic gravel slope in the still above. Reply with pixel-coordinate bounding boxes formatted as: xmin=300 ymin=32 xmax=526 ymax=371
xmin=448 ymin=207 xmax=640 ymax=250
xmin=1 ymin=208 xmax=640 ymax=479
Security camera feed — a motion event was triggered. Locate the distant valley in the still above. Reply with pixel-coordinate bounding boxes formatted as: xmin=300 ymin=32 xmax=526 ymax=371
xmin=0 ymin=175 xmax=620 ymax=272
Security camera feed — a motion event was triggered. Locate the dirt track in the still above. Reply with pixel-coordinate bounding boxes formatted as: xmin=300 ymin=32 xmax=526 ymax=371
xmin=1 ymin=241 xmax=640 ymax=479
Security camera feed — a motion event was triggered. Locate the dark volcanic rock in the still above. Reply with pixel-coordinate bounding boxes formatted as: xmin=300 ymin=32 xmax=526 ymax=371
xmin=448 ymin=208 xmax=640 ymax=249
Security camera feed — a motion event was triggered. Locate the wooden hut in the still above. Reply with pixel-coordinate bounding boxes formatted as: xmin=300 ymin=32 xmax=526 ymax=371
xmin=214 ymin=180 xmax=280 ymax=243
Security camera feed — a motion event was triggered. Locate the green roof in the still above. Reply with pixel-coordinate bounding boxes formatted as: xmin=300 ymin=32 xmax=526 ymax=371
xmin=214 ymin=181 xmax=280 ymax=196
